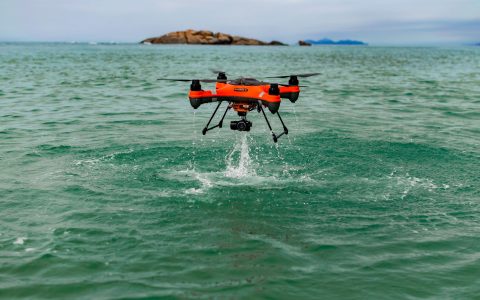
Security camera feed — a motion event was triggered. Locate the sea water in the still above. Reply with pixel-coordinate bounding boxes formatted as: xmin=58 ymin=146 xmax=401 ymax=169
xmin=1 ymin=43 xmax=480 ymax=299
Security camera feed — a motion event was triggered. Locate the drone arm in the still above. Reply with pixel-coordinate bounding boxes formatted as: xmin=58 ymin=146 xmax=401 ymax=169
xmin=279 ymin=85 xmax=300 ymax=103
xmin=189 ymin=90 xmax=214 ymax=109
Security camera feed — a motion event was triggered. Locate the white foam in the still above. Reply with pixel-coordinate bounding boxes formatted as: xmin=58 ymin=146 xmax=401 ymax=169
xmin=74 ymin=149 xmax=134 ymax=166
xmin=180 ymin=168 xmax=214 ymax=194
xmin=14 ymin=237 xmax=26 ymax=245
xmin=387 ymin=170 xmax=445 ymax=199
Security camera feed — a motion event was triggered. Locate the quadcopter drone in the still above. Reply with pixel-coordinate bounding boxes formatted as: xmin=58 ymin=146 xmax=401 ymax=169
xmin=159 ymin=71 xmax=319 ymax=142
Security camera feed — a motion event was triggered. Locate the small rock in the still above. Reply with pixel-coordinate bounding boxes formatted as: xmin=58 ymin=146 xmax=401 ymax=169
xmin=298 ymin=40 xmax=312 ymax=46
xmin=269 ymin=40 xmax=287 ymax=46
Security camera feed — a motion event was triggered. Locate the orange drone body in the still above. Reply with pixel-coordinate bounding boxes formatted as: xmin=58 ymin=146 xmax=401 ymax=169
xmin=188 ymin=81 xmax=300 ymax=114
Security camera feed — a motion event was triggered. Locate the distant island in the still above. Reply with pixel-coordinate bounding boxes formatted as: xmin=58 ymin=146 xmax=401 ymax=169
xmin=298 ymin=40 xmax=312 ymax=46
xmin=141 ymin=30 xmax=286 ymax=46
xmin=305 ymin=38 xmax=368 ymax=45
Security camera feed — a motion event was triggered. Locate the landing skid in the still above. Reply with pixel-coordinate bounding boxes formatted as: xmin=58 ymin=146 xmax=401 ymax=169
xmin=258 ymin=101 xmax=288 ymax=143
xmin=202 ymin=101 xmax=230 ymax=135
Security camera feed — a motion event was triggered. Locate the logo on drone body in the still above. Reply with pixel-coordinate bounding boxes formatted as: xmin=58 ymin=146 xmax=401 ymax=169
xmin=234 ymin=88 xmax=249 ymax=92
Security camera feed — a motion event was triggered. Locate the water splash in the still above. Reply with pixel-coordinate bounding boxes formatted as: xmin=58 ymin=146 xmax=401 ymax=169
xmin=184 ymin=168 xmax=213 ymax=194
xmin=225 ymin=134 xmax=256 ymax=178
xmin=190 ymin=111 xmax=197 ymax=169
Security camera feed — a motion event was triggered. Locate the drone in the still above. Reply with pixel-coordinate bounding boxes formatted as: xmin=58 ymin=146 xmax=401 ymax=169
xmin=159 ymin=71 xmax=319 ymax=142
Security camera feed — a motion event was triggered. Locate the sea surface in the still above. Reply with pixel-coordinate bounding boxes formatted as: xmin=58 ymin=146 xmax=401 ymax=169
xmin=1 ymin=43 xmax=479 ymax=299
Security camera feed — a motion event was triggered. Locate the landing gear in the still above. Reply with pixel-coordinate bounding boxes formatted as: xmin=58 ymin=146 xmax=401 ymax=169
xmin=202 ymin=101 xmax=230 ymax=135
xmin=201 ymin=100 xmax=289 ymax=143
xmin=258 ymin=101 xmax=288 ymax=143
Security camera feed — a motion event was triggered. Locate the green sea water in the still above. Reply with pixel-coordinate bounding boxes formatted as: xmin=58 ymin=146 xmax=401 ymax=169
xmin=1 ymin=43 xmax=479 ymax=299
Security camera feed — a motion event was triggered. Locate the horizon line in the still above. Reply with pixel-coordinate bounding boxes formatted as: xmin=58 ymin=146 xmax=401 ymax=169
xmin=0 ymin=40 xmax=478 ymax=47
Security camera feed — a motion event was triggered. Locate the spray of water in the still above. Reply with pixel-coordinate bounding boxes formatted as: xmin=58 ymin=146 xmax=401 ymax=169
xmin=190 ymin=111 xmax=197 ymax=170
xmin=224 ymin=133 xmax=256 ymax=178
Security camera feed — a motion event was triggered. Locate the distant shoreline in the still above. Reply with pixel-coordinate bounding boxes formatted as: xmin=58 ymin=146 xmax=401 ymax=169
xmin=305 ymin=38 xmax=368 ymax=46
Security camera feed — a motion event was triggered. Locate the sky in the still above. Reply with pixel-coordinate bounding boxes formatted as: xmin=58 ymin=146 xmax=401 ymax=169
xmin=0 ymin=0 xmax=479 ymax=45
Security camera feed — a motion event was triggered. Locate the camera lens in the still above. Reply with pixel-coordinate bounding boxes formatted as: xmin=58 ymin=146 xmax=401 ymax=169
xmin=237 ymin=120 xmax=247 ymax=131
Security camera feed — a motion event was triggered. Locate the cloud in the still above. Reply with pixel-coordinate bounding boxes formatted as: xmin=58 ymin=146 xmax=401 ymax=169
xmin=308 ymin=19 xmax=480 ymax=45
xmin=0 ymin=0 xmax=479 ymax=44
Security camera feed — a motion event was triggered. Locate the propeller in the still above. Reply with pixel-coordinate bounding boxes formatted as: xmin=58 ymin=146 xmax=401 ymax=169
xmin=264 ymin=72 xmax=320 ymax=79
xmin=157 ymin=78 xmax=228 ymax=83
xmin=157 ymin=77 xmax=306 ymax=87
xmin=240 ymin=78 xmax=307 ymax=87
xmin=278 ymin=83 xmax=308 ymax=87
xmin=266 ymin=82 xmax=308 ymax=87
xmin=210 ymin=69 xmax=228 ymax=75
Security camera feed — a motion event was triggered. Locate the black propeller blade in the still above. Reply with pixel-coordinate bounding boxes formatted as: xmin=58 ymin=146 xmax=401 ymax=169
xmin=157 ymin=77 xmax=307 ymax=87
xmin=210 ymin=69 xmax=228 ymax=75
xmin=157 ymin=78 xmax=228 ymax=83
xmin=264 ymin=72 xmax=320 ymax=79
xmin=279 ymin=83 xmax=308 ymax=87
xmin=241 ymin=78 xmax=307 ymax=87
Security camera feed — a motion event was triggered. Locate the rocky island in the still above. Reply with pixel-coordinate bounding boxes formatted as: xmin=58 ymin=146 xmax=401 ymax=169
xmin=141 ymin=29 xmax=286 ymax=46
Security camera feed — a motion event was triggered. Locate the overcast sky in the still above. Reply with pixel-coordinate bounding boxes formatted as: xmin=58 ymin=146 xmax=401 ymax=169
xmin=0 ymin=0 xmax=479 ymax=45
